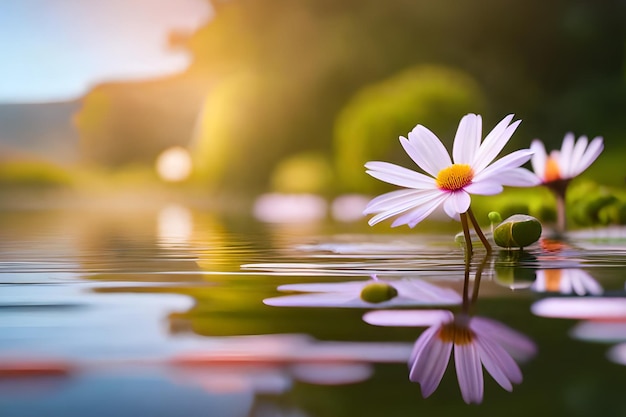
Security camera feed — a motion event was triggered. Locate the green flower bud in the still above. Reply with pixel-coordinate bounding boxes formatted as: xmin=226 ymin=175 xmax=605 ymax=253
xmin=360 ymin=282 xmax=399 ymax=303
xmin=493 ymin=214 xmax=542 ymax=249
xmin=488 ymin=211 xmax=502 ymax=224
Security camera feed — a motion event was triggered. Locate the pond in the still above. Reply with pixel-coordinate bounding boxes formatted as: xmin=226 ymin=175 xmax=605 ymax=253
xmin=1 ymin=204 xmax=625 ymax=417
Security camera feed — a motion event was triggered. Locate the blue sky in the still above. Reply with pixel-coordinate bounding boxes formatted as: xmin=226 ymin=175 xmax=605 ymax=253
xmin=0 ymin=0 xmax=211 ymax=103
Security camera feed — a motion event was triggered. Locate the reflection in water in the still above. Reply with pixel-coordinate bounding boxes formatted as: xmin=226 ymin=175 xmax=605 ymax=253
xmin=364 ymin=310 xmax=536 ymax=404
xmin=264 ymin=276 xmax=462 ymax=308
xmin=157 ymin=204 xmax=193 ymax=248
xmin=532 ymin=295 xmax=626 ymax=366
xmin=264 ymin=252 xmax=537 ymax=404
xmin=531 ymin=269 xmax=603 ymax=296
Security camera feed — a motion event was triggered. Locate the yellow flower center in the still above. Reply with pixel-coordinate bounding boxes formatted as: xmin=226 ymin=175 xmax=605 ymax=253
xmin=435 ymin=164 xmax=474 ymax=191
xmin=544 ymin=157 xmax=561 ymax=182
xmin=437 ymin=322 xmax=474 ymax=345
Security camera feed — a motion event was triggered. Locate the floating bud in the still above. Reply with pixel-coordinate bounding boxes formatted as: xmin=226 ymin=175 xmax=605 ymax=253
xmin=488 ymin=211 xmax=502 ymax=224
xmin=360 ymin=282 xmax=399 ymax=303
xmin=493 ymin=214 xmax=542 ymax=249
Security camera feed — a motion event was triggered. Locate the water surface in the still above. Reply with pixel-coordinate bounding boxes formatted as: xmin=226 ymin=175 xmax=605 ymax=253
xmin=1 ymin=205 xmax=626 ymax=417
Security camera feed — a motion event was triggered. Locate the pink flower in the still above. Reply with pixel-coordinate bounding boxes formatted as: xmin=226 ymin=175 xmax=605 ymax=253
xmin=364 ymin=114 xmax=538 ymax=228
xmin=530 ymin=133 xmax=603 ymax=184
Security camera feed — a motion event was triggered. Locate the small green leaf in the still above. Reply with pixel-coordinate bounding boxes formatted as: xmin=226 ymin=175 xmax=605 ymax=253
xmin=360 ymin=282 xmax=398 ymax=303
xmin=493 ymin=214 xmax=542 ymax=249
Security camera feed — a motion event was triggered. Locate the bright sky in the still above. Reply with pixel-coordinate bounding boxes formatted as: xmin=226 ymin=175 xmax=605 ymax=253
xmin=0 ymin=0 xmax=211 ymax=103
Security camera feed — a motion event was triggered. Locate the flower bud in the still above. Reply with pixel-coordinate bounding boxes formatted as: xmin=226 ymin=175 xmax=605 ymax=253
xmin=360 ymin=282 xmax=399 ymax=303
xmin=493 ymin=214 xmax=542 ymax=249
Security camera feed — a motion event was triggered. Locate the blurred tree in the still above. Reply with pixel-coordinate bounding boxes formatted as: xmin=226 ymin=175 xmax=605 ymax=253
xmin=74 ymin=75 xmax=208 ymax=167
xmin=334 ymin=65 xmax=487 ymax=193
xmin=74 ymin=0 xmax=626 ymax=194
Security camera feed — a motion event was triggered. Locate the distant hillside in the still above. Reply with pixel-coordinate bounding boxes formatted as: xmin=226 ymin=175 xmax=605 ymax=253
xmin=0 ymin=101 xmax=81 ymax=164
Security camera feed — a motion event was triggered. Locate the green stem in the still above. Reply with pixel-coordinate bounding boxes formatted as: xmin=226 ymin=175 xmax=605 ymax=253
xmin=555 ymin=190 xmax=567 ymax=235
xmin=469 ymin=253 xmax=489 ymax=314
xmin=460 ymin=212 xmax=473 ymax=260
xmin=467 ymin=207 xmax=492 ymax=253
xmin=462 ymin=251 xmax=471 ymax=313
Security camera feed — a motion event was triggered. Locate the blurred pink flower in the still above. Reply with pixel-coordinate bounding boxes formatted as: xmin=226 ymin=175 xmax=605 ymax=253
xmin=364 ymin=309 xmax=536 ymax=404
xmin=530 ymin=133 xmax=603 ymax=184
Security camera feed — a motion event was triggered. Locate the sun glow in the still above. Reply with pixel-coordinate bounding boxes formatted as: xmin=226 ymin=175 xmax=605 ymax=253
xmin=156 ymin=146 xmax=193 ymax=182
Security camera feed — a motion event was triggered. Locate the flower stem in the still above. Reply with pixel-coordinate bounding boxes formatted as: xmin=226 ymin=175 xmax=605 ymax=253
xmin=467 ymin=208 xmax=492 ymax=253
xmin=462 ymin=251 xmax=471 ymax=313
xmin=555 ymin=190 xmax=567 ymax=234
xmin=469 ymin=253 xmax=489 ymax=313
xmin=460 ymin=212 xmax=473 ymax=259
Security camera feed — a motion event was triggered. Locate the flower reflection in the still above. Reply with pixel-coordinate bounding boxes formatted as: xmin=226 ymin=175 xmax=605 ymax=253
xmin=263 ymin=276 xmax=462 ymax=308
xmin=531 ymin=269 xmax=602 ymax=296
xmin=364 ymin=309 xmax=536 ymax=404
xmin=532 ymin=297 xmax=626 ymax=367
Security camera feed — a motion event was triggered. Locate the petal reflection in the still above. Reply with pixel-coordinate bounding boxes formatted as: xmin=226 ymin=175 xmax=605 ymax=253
xmin=531 ymin=269 xmax=603 ymax=296
xmin=531 ymin=298 xmax=626 ymax=319
xmin=364 ymin=310 xmax=536 ymax=404
xmin=265 ymin=278 xmax=461 ymax=308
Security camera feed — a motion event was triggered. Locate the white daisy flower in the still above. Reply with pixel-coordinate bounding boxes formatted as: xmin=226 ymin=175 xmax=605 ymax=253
xmin=364 ymin=309 xmax=536 ymax=404
xmin=364 ymin=113 xmax=539 ymax=228
xmin=530 ymin=133 xmax=604 ymax=184
xmin=263 ymin=276 xmax=462 ymax=308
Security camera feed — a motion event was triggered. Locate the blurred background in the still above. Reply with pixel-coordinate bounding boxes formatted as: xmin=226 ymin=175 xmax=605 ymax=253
xmin=1 ymin=0 xmax=625 ymax=225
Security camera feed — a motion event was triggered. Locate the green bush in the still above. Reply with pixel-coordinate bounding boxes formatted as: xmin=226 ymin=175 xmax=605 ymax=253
xmin=334 ymin=64 xmax=487 ymax=192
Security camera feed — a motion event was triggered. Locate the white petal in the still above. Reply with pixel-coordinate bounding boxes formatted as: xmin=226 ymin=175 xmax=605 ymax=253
xmin=365 ymin=161 xmax=436 ymax=189
xmin=566 ymin=135 xmax=588 ymax=177
xmin=364 ymin=189 xmax=425 ymax=213
xmin=366 ymin=190 xmax=443 ymax=226
xmin=559 ymin=132 xmax=575 ymax=177
xmin=263 ymin=292 xmax=356 ymax=307
xmin=575 ymin=136 xmax=603 ymax=176
xmin=472 ymin=149 xmax=534 ymax=183
xmin=463 ymin=180 xmax=503 ymax=195
xmin=495 ymin=167 xmax=541 ymax=187
xmin=455 ymin=343 xmax=484 ymax=404
xmin=453 ymin=114 xmax=482 ymax=164
xmin=472 ymin=115 xmax=520 ymax=173
xmin=397 ymin=280 xmax=462 ymax=305
xmin=364 ymin=309 xmax=453 ymax=327
xmin=530 ymin=140 xmax=547 ymax=180
xmin=475 ymin=335 xmax=522 ymax=389
xmin=443 ymin=191 xmax=471 ymax=215
xmin=405 ymin=126 xmax=452 ymax=177
xmin=277 ymin=281 xmax=365 ymax=293
xmin=410 ymin=329 xmax=453 ymax=397
xmin=391 ymin=193 xmax=448 ymax=227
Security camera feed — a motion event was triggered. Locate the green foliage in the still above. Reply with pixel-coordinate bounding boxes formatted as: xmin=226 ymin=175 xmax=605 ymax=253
xmin=0 ymin=161 xmax=73 ymax=188
xmin=334 ymin=65 xmax=486 ymax=192
xmin=269 ymin=152 xmax=334 ymax=194
xmin=569 ymin=181 xmax=626 ymax=226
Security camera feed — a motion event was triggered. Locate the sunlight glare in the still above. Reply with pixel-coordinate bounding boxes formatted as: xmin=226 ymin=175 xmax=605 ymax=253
xmin=156 ymin=146 xmax=193 ymax=182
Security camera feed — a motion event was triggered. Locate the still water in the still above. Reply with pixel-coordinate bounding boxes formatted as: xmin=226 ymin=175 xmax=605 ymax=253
xmin=1 ymin=204 xmax=626 ymax=417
